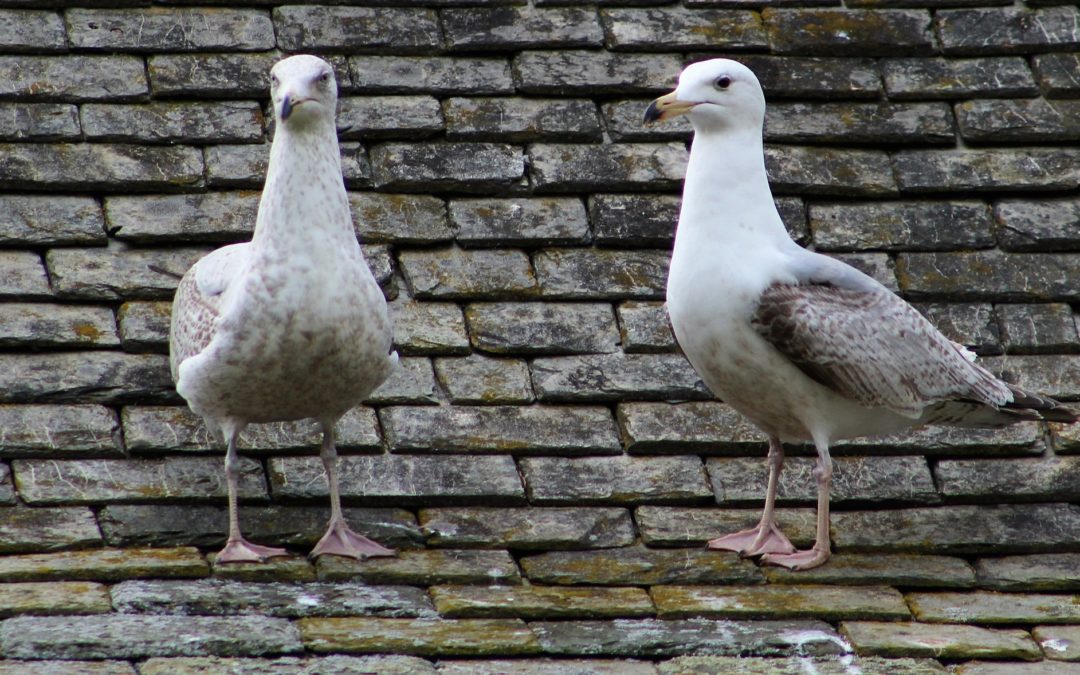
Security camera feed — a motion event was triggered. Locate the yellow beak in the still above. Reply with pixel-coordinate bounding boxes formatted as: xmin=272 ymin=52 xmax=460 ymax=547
xmin=643 ymin=91 xmax=697 ymax=123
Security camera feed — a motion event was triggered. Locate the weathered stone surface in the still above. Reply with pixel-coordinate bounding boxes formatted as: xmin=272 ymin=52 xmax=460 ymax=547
xmin=205 ymin=554 xmax=315 ymax=583
xmin=763 ymin=9 xmax=935 ymax=55
xmin=98 ymin=504 xmax=421 ymax=551
xmin=894 ymin=149 xmax=1080 ymax=193
xmin=382 ymin=405 xmax=618 ymax=454
xmin=897 ymin=251 xmax=1080 ymax=302
xmin=434 ymin=355 xmax=534 ymax=404
xmin=935 ymin=457 xmax=1080 ymax=502
xmin=0 ymin=250 xmax=49 ymax=298
xmin=0 ymin=102 xmax=78 ymax=141
xmin=47 ymin=245 xmax=208 ymax=301
xmin=0 ymin=507 xmax=100 ymax=554
xmin=909 ymin=591 xmax=1080 ymax=625
xmin=66 ymin=8 xmax=274 ymax=51
xmin=841 ymin=621 xmax=1041 ymax=660
xmin=958 ymin=99 xmax=1080 ymax=142
xmin=420 ymin=506 xmax=635 ymax=550
xmin=994 ymin=198 xmax=1080 ymax=252
xmin=0 ymin=9 xmax=65 ymax=52
xmin=0 ymin=661 xmax=135 ymax=675
xmin=117 ymin=301 xmax=170 ymax=353
xmin=936 ymin=7 xmax=1080 ymax=55
xmin=975 ymin=554 xmax=1080 ymax=592
xmin=513 ymin=50 xmax=683 ymax=95
xmin=617 ymin=301 xmax=676 ymax=353
xmin=955 ymin=662 xmax=1080 ymax=674
xmin=529 ymin=143 xmax=685 ymax=192
xmin=978 ymin=354 xmax=1080 ymax=400
xmin=652 ymin=585 xmax=910 ymax=621
xmin=0 ymin=143 xmax=204 ymax=192
xmin=883 ymin=57 xmax=1037 ymax=99
xmin=443 ymin=660 xmax=656 ymax=675
xmin=0 ymin=303 xmax=118 ymax=349
xmin=350 ymin=56 xmax=513 ymax=95
xmin=0 ymin=55 xmax=148 ymax=101
xmin=0 ymin=465 xmax=14 ymax=505
xmin=337 ymin=96 xmax=442 ymax=140
xmin=275 ymin=6 xmax=440 ymax=53
xmin=1 ymin=615 xmax=301 ymax=659
xmin=82 ymin=102 xmax=262 ymax=144
xmin=268 ymin=455 xmax=526 ymax=505
xmin=915 ymin=303 xmax=1001 ymax=354
xmin=400 ymin=247 xmax=537 ymax=300
xmin=432 ymin=585 xmax=653 ymax=620
xmin=766 ymin=145 xmax=897 ymax=197
xmin=365 ymin=356 xmax=439 ymax=405
xmin=602 ymin=8 xmax=766 ymax=50
xmin=449 ymin=197 xmax=590 ymax=245
xmin=733 ymin=55 xmax=882 ymax=99
xmin=148 ymin=52 xmax=280 ymax=98
xmin=139 ymin=655 xmax=437 ymax=675
xmin=634 ymin=506 xmax=835 ymax=549
xmin=106 ymin=192 xmax=258 ymax=243
xmin=531 ymin=618 xmax=846 ymax=657
xmin=300 ymin=617 xmax=539 ymax=656
xmin=763 ymin=554 xmax=976 ymax=588
xmin=831 ymin=252 xmax=899 ymax=292
xmin=810 ymin=200 xmax=994 ymax=252
xmin=1034 ymin=53 xmax=1080 ymax=98
xmin=519 ymin=456 xmax=712 ymax=505
xmin=710 ymin=456 xmax=938 ymax=506
xmin=589 ymin=194 xmax=679 ymax=247
xmin=618 ymin=401 xmax=764 ymax=454
xmin=445 ymin=99 xmax=600 ymax=143
xmin=533 ymin=248 xmax=669 ymax=300
xmin=111 ymin=579 xmax=435 ymax=618
xmin=204 ymin=143 xmax=370 ymax=189
xmin=466 ymin=302 xmax=619 ymax=354
xmin=0 ymin=580 xmax=110 ymax=619
xmin=349 ymin=192 xmax=451 ymax=245
xmin=658 ymin=655 xmax=947 ymax=675
xmin=0 ymin=195 xmax=103 ymax=246
xmin=371 ymin=142 xmax=524 ymax=192
xmin=12 ymin=456 xmax=266 ymax=505
xmin=316 ymin=549 xmax=520 ymax=586
xmin=389 ymin=299 xmax=469 ymax=356
xmin=1033 ymin=626 xmax=1080 ymax=662
xmin=0 ymin=352 xmax=173 ymax=405
xmin=767 ymin=102 xmax=954 ymax=145
xmin=444 ymin=6 xmax=603 ymax=51
xmin=0 ymin=547 xmax=207 ymax=582
xmin=603 ymin=99 xmax=689 ymax=142
xmin=530 ymin=353 xmax=709 ymax=402
xmin=832 ymin=504 xmax=1080 ymax=554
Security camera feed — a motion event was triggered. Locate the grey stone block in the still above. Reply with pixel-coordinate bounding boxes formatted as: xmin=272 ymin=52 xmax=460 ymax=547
xmin=589 ymin=194 xmax=679 ymax=247
xmin=445 ymin=98 xmax=600 ymax=143
xmin=433 ymin=355 xmax=534 ymax=404
xmin=534 ymin=248 xmax=669 ymax=299
xmin=617 ymin=401 xmax=763 ymax=454
xmin=731 ymin=55 xmax=882 ymax=99
xmin=914 ymin=303 xmax=1000 ymax=354
xmin=531 ymin=352 xmax=710 ymax=402
xmin=315 ymin=549 xmax=521 ymax=586
xmin=350 ymin=56 xmax=513 ymax=95
xmin=1034 ymin=53 xmax=1080 ymax=97
xmin=466 ymin=301 xmax=619 ymax=355
xmin=603 ymin=98 xmax=690 ymax=143
xmin=810 ymin=200 xmax=994 ymax=252
xmin=338 ymin=96 xmax=443 ymax=140
xmin=636 ymin=506 xmax=817 ymax=548
xmin=66 ymin=8 xmax=275 ymax=52
xmin=1 ymin=615 xmax=301 ymax=659
xmin=0 ymin=143 xmax=203 ymax=192
xmin=0 ymin=352 xmax=173 ymax=405
xmin=766 ymin=102 xmax=954 ymax=144
xmin=420 ymin=506 xmax=635 ymax=550
xmin=980 ymin=354 xmax=1080 ymax=400
xmin=897 ymin=250 xmax=1080 ymax=302
xmin=840 ymin=621 xmax=1041 ymax=661
xmin=519 ymin=455 xmax=712 ymax=505
xmin=0 ymin=507 xmax=101 ymax=554
xmin=388 ymin=299 xmax=470 ymax=356
xmin=382 ymin=405 xmax=618 ymax=455
xmin=513 ymin=50 xmax=683 ymax=95
xmin=895 ymin=148 xmax=1080 ymax=192
xmin=936 ymin=7 xmax=1080 ymax=55
xmin=834 ymin=423 xmax=1041 ymax=457
xmin=0 ymin=465 xmax=12 ymax=505
xmin=0 ymin=55 xmax=148 ymax=101
xmin=106 ymin=192 xmax=259 ymax=243
xmin=140 ymin=656 xmax=437 ymax=675
xmin=367 ymin=357 xmax=439 ymax=406
xmin=0 ymin=102 xmax=79 ymax=141
xmin=601 ymin=8 xmax=767 ymax=51
xmin=46 ymin=245 xmax=209 ymax=301
xmin=529 ymin=142 xmax=685 ymax=192
xmin=763 ymin=8 xmax=935 ymax=56
xmin=0 ymin=303 xmax=118 ymax=349
xmin=0 ymin=404 xmax=119 ymax=457
xmin=975 ymin=553 xmax=1080 ymax=591
xmin=350 ymin=192 xmax=450 ymax=244
xmin=765 ymin=145 xmax=897 ymax=197
xmin=996 ymin=303 xmax=1079 ymax=354
xmin=909 ymin=591 xmax=1080 ymax=625
xmin=450 ymin=197 xmax=589 ymax=246
xmin=118 ymin=301 xmax=170 ymax=353
xmin=617 ymin=301 xmax=676 ymax=354
xmin=836 ymin=252 xmax=901 ymax=292
xmin=763 ymin=553 xmax=976 ymax=589
xmin=994 ymin=198 xmax=1080 ymax=252
xmin=0 ymin=9 xmax=65 ymax=52
xmin=653 ymin=585 xmax=910 ymax=622
xmin=443 ymin=6 xmax=603 ymax=50
xmin=274 ymin=6 xmax=440 ymax=53
xmin=935 ymin=457 xmax=1080 ymax=502
xmin=81 ymin=102 xmax=263 ymax=144
xmin=0 ymin=251 xmax=50 ymax=298
xmin=957 ymin=98 xmax=1080 ymax=142
xmin=399 ymin=247 xmax=537 ymax=300
xmin=0 ymin=195 xmax=103 ymax=246
xmin=883 ymin=57 xmax=1037 ymax=100
xmin=268 ymin=455 xmax=526 ymax=505
xmin=520 ymin=545 xmax=762 ymax=586
xmin=371 ymin=142 xmax=524 ymax=192
xmin=148 ymin=52 xmax=281 ymax=98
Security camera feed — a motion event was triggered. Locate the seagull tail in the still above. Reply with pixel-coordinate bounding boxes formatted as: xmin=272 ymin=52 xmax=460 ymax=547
xmin=1004 ymin=385 xmax=1078 ymax=424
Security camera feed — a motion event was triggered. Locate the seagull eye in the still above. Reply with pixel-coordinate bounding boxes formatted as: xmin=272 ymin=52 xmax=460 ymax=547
xmin=270 ymin=74 xmax=279 ymax=87
xmin=715 ymin=76 xmax=732 ymax=90
xmin=319 ymin=72 xmax=331 ymax=84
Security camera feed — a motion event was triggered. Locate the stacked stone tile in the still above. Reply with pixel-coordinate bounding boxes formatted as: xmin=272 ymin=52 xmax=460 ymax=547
xmin=0 ymin=1 xmax=1078 ymax=672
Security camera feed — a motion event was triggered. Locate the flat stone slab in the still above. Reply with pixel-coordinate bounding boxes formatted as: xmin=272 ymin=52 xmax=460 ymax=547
xmin=841 ymin=621 xmax=1042 ymax=660
xmin=440 ymin=659 xmax=657 ymax=675
xmin=530 ymin=618 xmax=848 ymax=657
xmin=209 ymin=555 xmax=316 ymax=583
xmin=431 ymin=585 xmax=654 ymax=620
xmin=934 ymin=457 xmax=1080 ymax=501
xmin=419 ymin=507 xmax=636 ymax=550
xmin=519 ymin=456 xmax=712 ymax=505
xmin=617 ymin=402 xmax=763 ymax=454
xmin=519 ymin=545 xmax=762 ymax=586
xmin=138 ymin=655 xmax=438 ymax=675
xmin=652 ymin=585 xmax=911 ymax=621
xmin=0 ymin=546 xmax=207 ymax=582
xmin=636 ymin=506 xmax=817 ymax=548
xmin=763 ymin=553 xmax=975 ymax=588
xmin=0 ymin=581 xmax=111 ymax=618
xmin=316 ymin=549 xmax=521 ymax=586
xmin=1 ymin=615 xmax=302 ymax=659
xmin=1033 ymin=625 xmax=1080 ymax=661
xmin=908 ymin=591 xmax=1080 ymax=625
xmin=657 ymin=655 xmax=947 ymax=674
xmin=0 ymin=662 xmax=135 ymax=675
xmin=299 ymin=617 xmax=540 ymax=656
xmin=954 ymin=661 xmax=1080 ymax=675
xmin=975 ymin=554 xmax=1080 ymax=591
xmin=111 ymin=579 xmax=436 ymax=618
xmin=0 ymin=506 xmax=102 ymax=554
xmin=0 ymin=404 xmax=119 ymax=457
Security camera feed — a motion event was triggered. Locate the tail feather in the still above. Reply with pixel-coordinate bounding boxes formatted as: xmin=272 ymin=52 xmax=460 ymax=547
xmin=1004 ymin=385 xmax=1078 ymax=424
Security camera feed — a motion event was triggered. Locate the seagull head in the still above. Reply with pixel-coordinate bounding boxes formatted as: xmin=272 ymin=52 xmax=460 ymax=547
xmin=270 ymin=55 xmax=338 ymax=128
xmin=644 ymin=59 xmax=766 ymax=134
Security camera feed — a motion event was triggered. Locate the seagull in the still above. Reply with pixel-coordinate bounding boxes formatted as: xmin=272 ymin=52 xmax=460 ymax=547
xmin=644 ymin=59 xmax=1077 ymax=570
xmin=169 ymin=55 xmax=399 ymax=563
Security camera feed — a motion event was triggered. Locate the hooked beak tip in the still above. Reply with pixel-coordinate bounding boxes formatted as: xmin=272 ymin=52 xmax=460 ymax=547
xmin=279 ymin=94 xmax=293 ymax=121
xmin=643 ymin=91 xmax=696 ymax=124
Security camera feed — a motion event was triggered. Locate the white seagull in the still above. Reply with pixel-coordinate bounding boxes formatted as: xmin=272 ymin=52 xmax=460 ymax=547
xmin=645 ymin=59 xmax=1077 ymax=570
xmin=169 ymin=55 xmax=398 ymax=563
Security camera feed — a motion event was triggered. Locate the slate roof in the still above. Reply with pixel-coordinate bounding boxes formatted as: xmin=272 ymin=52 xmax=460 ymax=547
xmin=0 ymin=1 xmax=1079 ymax=673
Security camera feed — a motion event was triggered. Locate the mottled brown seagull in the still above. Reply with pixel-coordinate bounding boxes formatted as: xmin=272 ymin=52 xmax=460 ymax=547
xmin=169 ymin=55 xmax=398 ymax=563
xmin=645 ymin=58 xmax=1077 ymax=570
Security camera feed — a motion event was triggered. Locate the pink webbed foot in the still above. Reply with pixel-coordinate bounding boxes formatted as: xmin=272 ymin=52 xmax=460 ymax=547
xmin=760 ymin=547 xmax=830 ymax=571
xmin=311 ymin=518 xmax=395 ymax=559
xmin=216 ymin=538 xmax=289 ymax=564
xmin=708 ymin=521 xmax=796 ymax=557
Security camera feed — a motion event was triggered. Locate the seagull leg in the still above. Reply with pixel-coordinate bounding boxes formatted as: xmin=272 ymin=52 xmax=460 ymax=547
xmin=708 ymin=436 xmax=796 ymax=556
xmin=310 ymin=422 xmax=395 ymax=559
xmin=761 ymin=436 xmax=832 ymax=571
xmin=217 ymin=425 xmax=288 ymax=563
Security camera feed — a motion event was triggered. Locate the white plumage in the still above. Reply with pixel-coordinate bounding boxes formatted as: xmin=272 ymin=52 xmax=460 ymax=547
xmin=170 ymin=55 xmax=398 ymax=563
xmin=645 ymin=58 xmax=1076 ymax=570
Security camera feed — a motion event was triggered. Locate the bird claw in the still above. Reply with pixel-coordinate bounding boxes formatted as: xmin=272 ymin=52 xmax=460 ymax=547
xmin=707 ymin=522 xmax=796 ymax=557
xmin=216 ymin=538 xmax=289 ymax=564
xmin=310 ymin=519 xmax=395 ymax=560
xmin=760 ymin=547 xmax=830 ymax=571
